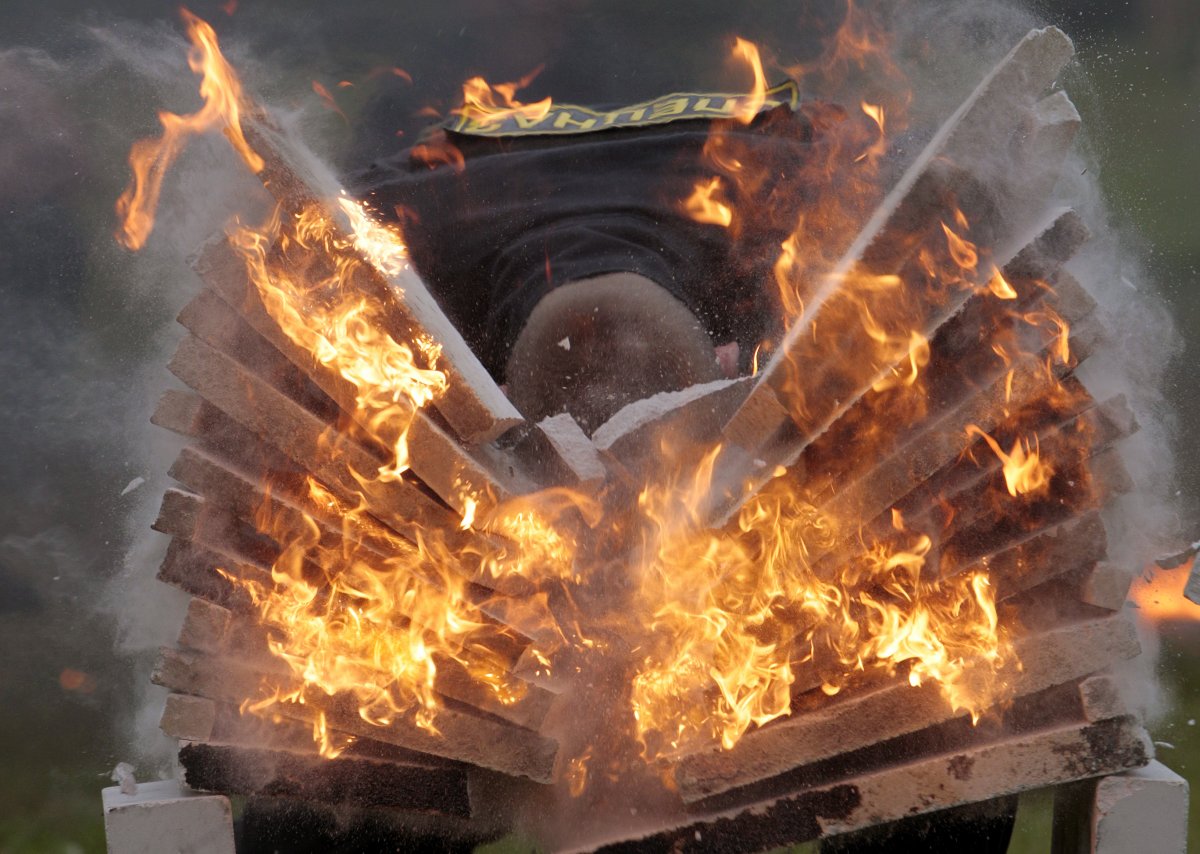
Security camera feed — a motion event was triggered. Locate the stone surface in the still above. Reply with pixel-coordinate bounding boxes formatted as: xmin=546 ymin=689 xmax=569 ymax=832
xmin=593 ymin=376 xmax=750 ymax=456
xmin=178 ymin=742 xmax=472 ymax=817
xmin=536 ymin=412 xmax=608 ymax=487
xmin=1080 ymin=562 xmax=1136 ymax=611
xmin=1077 ymin=675 xmax=1131 ymax=724
xmin=160 ymin=694 xmax=217 ymax=742
xmin=1092 ymin=761 xmax=1188 ymax=854
xmin=151 ymin=646 xmax=560 ymax=782
xmin=102 ymin=779 xmax=235 ymax=854
xmin=594 ymin=716 xmax=1149 ymax=853
xmin=677 ymin=614 xmax=1140 ymax=803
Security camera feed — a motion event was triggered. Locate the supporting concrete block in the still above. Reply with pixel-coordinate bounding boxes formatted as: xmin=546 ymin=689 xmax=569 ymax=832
xmin=1052 ymin=760 xmax=1188 ymax=854
xmin=102 ymin=779 xmax=235 ymax=854
xmin=1092 ymin=761 xmax=1188 ymax=854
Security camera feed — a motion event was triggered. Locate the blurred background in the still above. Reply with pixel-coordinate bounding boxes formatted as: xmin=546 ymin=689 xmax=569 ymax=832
xmin=0 ymin=1 xmax=1196 ymax=851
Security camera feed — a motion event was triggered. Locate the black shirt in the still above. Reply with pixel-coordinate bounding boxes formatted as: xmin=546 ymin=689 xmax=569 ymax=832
xmin=353 ymin=102 xmax=847 ymax=379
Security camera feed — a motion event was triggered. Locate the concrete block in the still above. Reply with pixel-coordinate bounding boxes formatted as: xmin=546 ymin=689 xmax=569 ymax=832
xmin=102 ymin=779 xmax=235 ymax=854
xmin=1080 ymin=562 xmax=1135 ymax=611
xmin=1092 ymin=761 xmax=1188 ymax=854
xmin=178 ymin=598 xmax=232 ymax=652
xmin=1077 ymin=675 xmax=1131 ymax=723
xmin=159 ymin=693 xmax=217 ymax=742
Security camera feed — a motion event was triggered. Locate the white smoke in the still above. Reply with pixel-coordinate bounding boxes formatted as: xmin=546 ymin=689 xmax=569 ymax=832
xmin=894 ymin=0 xmax=1183 ymax=736
xmin=0 ymin=21 xmax=290 ymax=780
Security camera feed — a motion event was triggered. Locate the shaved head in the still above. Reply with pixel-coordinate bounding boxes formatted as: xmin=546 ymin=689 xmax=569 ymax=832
xmin=505 ymin=273 xmax=722 ymax=433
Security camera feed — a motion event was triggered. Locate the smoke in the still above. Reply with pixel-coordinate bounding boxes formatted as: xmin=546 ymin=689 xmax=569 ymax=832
xmin=82 ymin=22 xmax=282 ymax=774
xmin=1058 ymin=80 xmax=1181 ymax=734
xmin=0 ymin=16 xmax=285 ymax=791
xmin=0 ymin=40 xmax=178 ymax=820
xmin=892 ymin=0 xmax=1183 ymax=746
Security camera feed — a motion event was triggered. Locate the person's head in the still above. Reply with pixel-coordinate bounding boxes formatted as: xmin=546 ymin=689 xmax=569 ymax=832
xmin=505 ymin=273 xmax=721 ymax=433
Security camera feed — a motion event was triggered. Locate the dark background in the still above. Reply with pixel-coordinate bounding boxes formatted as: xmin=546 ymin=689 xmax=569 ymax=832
xmin=0 ymin=1 xmax=1197 ymax=851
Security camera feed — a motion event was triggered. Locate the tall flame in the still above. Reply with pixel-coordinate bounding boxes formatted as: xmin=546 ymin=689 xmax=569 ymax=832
xmin=229 ymin=203 xmax=445 ymax=479
xmin=731 ymin=37 xmax=768 ymax=123
xmin=115 ymin=8 xmax=262 ymax=250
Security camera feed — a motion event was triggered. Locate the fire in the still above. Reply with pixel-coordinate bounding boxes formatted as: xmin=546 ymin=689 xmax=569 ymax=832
xmin=869 ymin=329 xmax=930 ymax=392
xmin=218 ymin=194 xmax=593 ymax=739
xmin=229 ymin=204 xmax=446 ymax=480
xmin=117 ymin=10 xmax=568 ymax=746
xmin=455 ymin=67 xmax=552 ymax=131
xmin=856 ymin=101 xmax=887 ymax=165
xmin=941 ymin=220 xmax=980 ymax=273
xmin=311 ymin=80 xmax=348 ymax=122
xmin=861 ymin=101 xmax=884 ymax=131
xmin=1130 ymin=560 xmax=1200 ymax=624
xmin=565 ymin=746 xmax=595 ymax=797
xmin=966 ymin=426 xmax=1055 ymax=497
xmin=123 ymin=9 xmax=1106 ymax=800
xmin=625 ymin=442 xmax=1012 ymax=759
xmin=683 ymin=177 xmax=734 ymax=227
xmin=1023 ymin=307 xmax=1072 ymax=365
xmin=115 ymin=8 xmax=262 ymax=250
xmin=730 ymin=37 xmax=768 ymax=123
xmin=988 ymin=267 xmax=1018 ymax=299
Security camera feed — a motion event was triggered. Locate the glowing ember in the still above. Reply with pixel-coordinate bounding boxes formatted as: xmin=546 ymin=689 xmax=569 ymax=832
xmin=59 ymin=668 xmax=96 ymax=694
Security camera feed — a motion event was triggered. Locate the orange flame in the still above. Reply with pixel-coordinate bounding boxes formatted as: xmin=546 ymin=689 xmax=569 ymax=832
xmin=565 ymin=746 xmax=594 ymax=798
xmin=941 ymin=220 xmax=980 ymax=274
xmin=627 ymin=445 xmax=1011 ymax=759
xmin=731 ymin=38 xmax=768 ymax=123
xmin=311 ymin=80 xmax=347 ymax=122
xmin=454 ymin=66 xmax=552 ymax=131
xmin=856 ymin=101 xmax=888 ymax=165
xmin=683 ymin=177 xmax=734 ymax=227
xmin=861 ymin=101 xmax=884 ymax=131
xmin=124 ymin=10 xmax=1102 ymax=796
xmin=1023 ymin=307 xmax=1072 ymax=365
xmin=1130 ymin=560 xmax=1200 ymax=624
xmin=966 ymin=426 xmax=1054 ymax=497
xmin=987 ymin=267 xmax=1018 ymax=299
xmin=115 ymin=8 xmax=262 ymax=250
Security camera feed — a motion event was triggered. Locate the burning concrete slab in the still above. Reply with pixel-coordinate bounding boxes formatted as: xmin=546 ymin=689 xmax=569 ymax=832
xmin=107 ymin=8 xmax=1183 ymax=852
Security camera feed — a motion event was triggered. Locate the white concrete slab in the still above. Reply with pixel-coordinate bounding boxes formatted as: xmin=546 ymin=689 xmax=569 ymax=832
xmin=102 ymin=779 xmax=234 ymax=854
xmin=1092 ymin=760 xmax=1189 ymax=854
